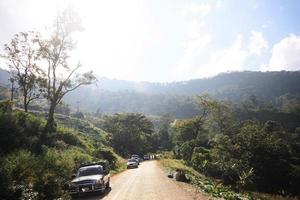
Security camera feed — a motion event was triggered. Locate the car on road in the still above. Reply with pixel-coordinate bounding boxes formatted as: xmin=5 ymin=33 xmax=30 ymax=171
xmin=131 ymin=154 xmax=142 ymax=164
xmin=143 ymin=155 xmax=150 ymax=160
xmin=127 ymin=158 xmax=139 ymax=168
xmin=70 ymin=162 xmax=110 ymax=196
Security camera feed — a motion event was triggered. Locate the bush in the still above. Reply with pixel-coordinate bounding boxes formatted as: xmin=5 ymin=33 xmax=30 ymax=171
xmin=0 ymin=109 xmax=122 ymax=199
xmin=0 ymin=111 xmax=44 ymax=154
xmin=93 ymin=146 xmax=118 ymax=168
xmin=0 ymin=100 xmax=12 ymax=113
xmin=34 ymin=148 xmax=92 ymax=200
xmin=0 ymin=150 xmax=38 ymax=200
xmin=53 ymin=127 xmax=88 ymax=150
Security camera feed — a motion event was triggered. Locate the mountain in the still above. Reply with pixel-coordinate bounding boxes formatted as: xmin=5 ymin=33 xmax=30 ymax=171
xmin=0 ymin=68 xmax=9 ymax=85
xmin=1 ymin=68 xmax=300 ymax=118
xmin=94 ymin=71 xmax=300 ymax=97
xmin=64 ymin=71 xmax=300 ymax=117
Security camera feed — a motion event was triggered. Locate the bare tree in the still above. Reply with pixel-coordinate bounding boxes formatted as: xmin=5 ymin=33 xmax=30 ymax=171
xmin=39 ymin=8 xmax=96 ymax=132
xmin=1 ymin=31 xmax=43 ymax=112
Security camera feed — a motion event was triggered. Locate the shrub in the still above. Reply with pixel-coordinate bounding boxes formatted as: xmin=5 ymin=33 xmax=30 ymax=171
xmin=93 ymin=146 xmax=118 ymax=168
xmin=0 ymin=150 xmax=38 ymax=200
xmin=33 ymin=148 xmax=91 ymax=200
xmin=0 ymin=111 xmax=43 ymax=154
xmin=0 ymin=100 xmax=12 ymax=113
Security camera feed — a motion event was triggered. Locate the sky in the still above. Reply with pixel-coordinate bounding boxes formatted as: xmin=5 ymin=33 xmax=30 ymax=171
xmin=0 ymin=0 xmax=300 ymax=82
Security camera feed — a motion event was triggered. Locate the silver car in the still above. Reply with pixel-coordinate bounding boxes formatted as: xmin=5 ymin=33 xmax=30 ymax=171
xmin=127 ymin=159 xmax=138 ymax=168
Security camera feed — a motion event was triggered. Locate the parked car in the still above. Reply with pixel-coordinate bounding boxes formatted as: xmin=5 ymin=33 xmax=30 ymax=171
xmin=131 ymin=154 xmax=142 ymax=163
xmin=143 ymin=155 xmax=150 ymax=160
xmin=70 ymin=162 xmax=110 ymax=196
xmin=127 ymin=158 xmax=139 ymax=168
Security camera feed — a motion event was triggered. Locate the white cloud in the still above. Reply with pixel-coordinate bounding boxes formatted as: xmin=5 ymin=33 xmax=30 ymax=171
xmin=248 ymin=31 xmax=268 ymax=55
xmin=173 ymin=1 xmax=255 ymax=80
xmin=264 ymin=34 xmax=300 ymax=71
xmin=199 ymin=35 xmax=248 ymax=77
xmin=173 ymin=20 xmax=212 ymax=80
xmin=174 ymin=30 xmax=250 ymax=80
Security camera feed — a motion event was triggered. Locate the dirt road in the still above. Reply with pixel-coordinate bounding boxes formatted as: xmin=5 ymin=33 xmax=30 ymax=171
xmin=74 ymin=160 xmax=208 ymax=200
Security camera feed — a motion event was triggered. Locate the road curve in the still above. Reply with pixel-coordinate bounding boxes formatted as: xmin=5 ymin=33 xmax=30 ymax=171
xmin=74 ymin=160 xmax=207 ymax=200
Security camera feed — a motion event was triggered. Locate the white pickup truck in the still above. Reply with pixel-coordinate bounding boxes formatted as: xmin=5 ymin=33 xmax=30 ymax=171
xmin=70 ymin=163 xmax=110 ymax=196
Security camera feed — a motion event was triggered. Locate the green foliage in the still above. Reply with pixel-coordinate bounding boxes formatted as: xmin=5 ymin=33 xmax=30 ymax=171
xmin=0 ymin=108 xmax=124 ymax=199
xmin=61 ymin=71 xmax=300 ymax=119
xmin=93 ymin=146 xmax=118 ymax=168
xmin=172 ymin=116 xmax=207 ymax=144
xmin=56 ymin=115 xmax=109 ymax=147
xmin=192 ymin=176 xmax=254 ymax=200
xmin=156 ymin=114 xmax=173 ymax=150
xmin=54 ymin=127 xmax=89 ymax=150
xmin=0 ymin=148 xmax=93 ymax=200
xmin=33 ymin=148 xmax=93 ymax=200
xmin=0 ymin=110 xmax=44 ymax=154
xmin=0 ymin=150 xmax=38 ymax=200
xmin=172 ymin=95 xmax=300 ymax=196
xmin=0 ymin=100 xmax=12 ymax=113
xmin=2 ymin=31 xmax=44 ymax=112
xmin=159 ymin=158 xmax=253 ymax=200
xmin=103 ymin=113 xmax=154 ymax=156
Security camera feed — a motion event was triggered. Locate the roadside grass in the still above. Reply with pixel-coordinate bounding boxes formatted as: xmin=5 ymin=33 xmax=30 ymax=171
xmin=159 ymin=158 xmax=201 ymax=178
xmin=111 ymin=155 xmax=127 ymax=175
xmin=158 ymin=158 xmax=254 ymax=200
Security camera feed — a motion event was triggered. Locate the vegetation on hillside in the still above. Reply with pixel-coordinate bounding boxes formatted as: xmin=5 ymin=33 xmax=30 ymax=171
xmin=0 ymin=100 xmax=124 ymax=199
xmin=101 ymin=113 xmax=155 ymax=157
xmin=167 ymin=95 xmax=300 ymax=197
xmin=61 ymin=71 xmax=300 ymax=118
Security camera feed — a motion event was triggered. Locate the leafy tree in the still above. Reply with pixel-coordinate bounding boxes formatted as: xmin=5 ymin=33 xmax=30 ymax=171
xmin=172 ymin=116 xmax=207 ymax=144
xmin=197 ymin=94 xmax=234 ymax=135
xmin=278 ymin=93 xmax=300 ymax=114
xmin=1 ymin=31 xmax=44 ymax=112
xmin=172 ymin=116 xmax=208 ymax=162
xmin=157 ymin=114 xmax=173 ymax=150
xmin=38 ymin=8 xmax=96 ymax=132
xmin=103 ymin=113 xmax=154 ymax=156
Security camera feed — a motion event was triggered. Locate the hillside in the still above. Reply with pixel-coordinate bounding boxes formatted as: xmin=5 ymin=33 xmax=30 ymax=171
xmin=1 ymin=68 xmax=300 ymax=118
xmin=63 ymin=71 xmax=300 ymax=117
xmin=0 ymin=100 xmax=125 ymax=199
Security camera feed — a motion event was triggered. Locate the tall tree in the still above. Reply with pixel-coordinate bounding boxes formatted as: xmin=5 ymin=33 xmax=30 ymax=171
xmin=103 ymin=113 xmax=154 ymax=156
xmin=39 ymin=8 xmax=96 ymax=132
xmin=157 ymin=114 xmax=173 ymax=150
xmin=197 ymin=94 xmax=234 ymax=135
xmin=1 ymin=31 xmax=43 ymax=112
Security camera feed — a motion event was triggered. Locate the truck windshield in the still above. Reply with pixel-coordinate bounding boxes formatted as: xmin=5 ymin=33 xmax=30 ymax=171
xmin=78 ymin=167 xmax=103 ymax=177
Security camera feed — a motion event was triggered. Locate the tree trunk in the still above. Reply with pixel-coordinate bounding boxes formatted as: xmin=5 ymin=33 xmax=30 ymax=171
xmin=10 ymin=80 xmax=14 ymax=102
xmin=45 ymin=102 xmax=57 ymax=133
xmin=24 ymin=95 xmax=28 ymax=112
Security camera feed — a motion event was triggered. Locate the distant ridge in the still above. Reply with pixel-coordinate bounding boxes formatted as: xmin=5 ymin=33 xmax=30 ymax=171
xmin=1 ymin=68 xmax=300 ymax=117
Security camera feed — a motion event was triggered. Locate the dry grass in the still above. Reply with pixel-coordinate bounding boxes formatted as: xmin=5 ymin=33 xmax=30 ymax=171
xmin=158 ymin=158 xmax=202 ymax=178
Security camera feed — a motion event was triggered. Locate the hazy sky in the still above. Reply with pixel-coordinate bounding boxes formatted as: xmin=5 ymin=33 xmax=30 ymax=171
xmin=0 ymin=0 xmax=300 ymax=82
